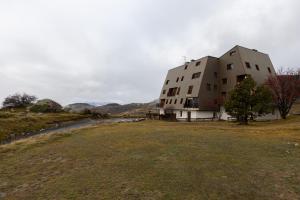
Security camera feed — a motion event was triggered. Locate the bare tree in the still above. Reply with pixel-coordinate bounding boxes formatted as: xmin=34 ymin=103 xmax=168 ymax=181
xmin=266 ymin=68 xmax=300 ymax=119
xmin=2 ymin=93 xmax=37 ymax=108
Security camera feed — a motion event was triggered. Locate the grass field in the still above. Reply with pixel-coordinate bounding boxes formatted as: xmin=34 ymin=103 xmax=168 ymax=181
xmin=1 ymin=117 xmax=300 ymax=199
xmin=0 ymin=110 xmax=87 ymax=142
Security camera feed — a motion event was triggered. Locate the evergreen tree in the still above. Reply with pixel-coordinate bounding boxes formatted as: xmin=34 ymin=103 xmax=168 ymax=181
xmin=224 ymin=76 xmax=273 ymax=124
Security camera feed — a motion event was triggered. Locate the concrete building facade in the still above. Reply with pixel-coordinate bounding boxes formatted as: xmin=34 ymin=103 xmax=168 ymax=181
xmin=159 ymin=45 xmax=281 ymax=121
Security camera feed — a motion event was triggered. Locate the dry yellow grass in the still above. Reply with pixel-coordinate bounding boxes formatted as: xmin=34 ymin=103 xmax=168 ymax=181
xmin=0 ymin=117 xmax=300 ymax=199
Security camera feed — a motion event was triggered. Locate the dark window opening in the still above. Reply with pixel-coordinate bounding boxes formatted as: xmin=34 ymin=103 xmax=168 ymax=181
xmin=169 ymin=99 xmax=172 ymax=104
xmin=184 ymin=65 xmax=188 ymax=70
xmin=181 ymin=76 xmax=184 ymax=81
xmin=255 ymin=64 xmax=260 ymax=71
xmin=180 ymin=111 xmax=183 ymax=117
xmin=176 ymin=77 xmax=179 ymax=82
xmin=162 ymin=90 xmax=166 ymax=94
xmin=167 ymin=87 xmax=178 ymax=97
xmin=222 ymin=92 xmax=227 ymax=98
xmin=184 ymin=98 xmax=199 ymax=108
xmin=237 ymin=74 xmax=248 ymax=83
xmin=230 ymin=51 xmax=236 ymax=56
xmin=245 ymin=62 xmax=251 ymax=69
xmin=160 ymin=99 xmax=165 ymax=108
xmin=180 ymin=98 xmax=184 ymax=104
xmin=174 ymin=99 xmax=177 ymax=104
xmin=166 ymin=99 xmax=168 ymax=104
xmin=222 ymin=78 xmax=228 ymax=84
xmin=195 ymin=61 xmax=201 ymax=66
xmin=214 ymin=72 xmax=218 ymax=78
xmin=187 ymin=86 xmax=193 ymax=94
xmin=192 ymin=72 xmax=201 ymax=79
xmin=214 ymin=84 xmax=218 ymax=91
xmin=268 ymin=67 xmax=272 ymax=74
xmin=166 ymin=80 xmax=169 ymax=85
xmin=206 ymin=83 xmax=211 ymax=91
xmin=177 ymin=87 xmax=181 ymax=95
xmin=227 ymin=63 xmax=234 ymax=70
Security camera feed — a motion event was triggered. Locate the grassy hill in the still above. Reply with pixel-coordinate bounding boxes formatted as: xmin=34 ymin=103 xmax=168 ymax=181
xmin=1 ymin=116 xmax=300 ymax=199
xmin=0 ymin=109 xmax=86 ymax=142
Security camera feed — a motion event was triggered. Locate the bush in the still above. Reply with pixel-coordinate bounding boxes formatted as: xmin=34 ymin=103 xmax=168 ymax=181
xmin=30 ymin=99 xmax=63 ymax=113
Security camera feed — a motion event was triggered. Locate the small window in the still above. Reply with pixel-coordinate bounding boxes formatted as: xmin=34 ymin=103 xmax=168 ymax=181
xmin=180 ymin=111 xmax=183 ymax=117
xmin=181 ymin=76 xmax=184 ymax=81
xmin=195 ymin=61 xmax=201 ymax=66
xmin=255 ymin=65 xmax=260 ymax=71
xmin=192 ymin=72 xmax=201 ymax=79
xmin=222 ymin=78 xmax=227 ymax=84
xmin=166 ymin=99 xmax=168 ymax=104
xmin=166 ymin=80 xmax=169 ymax=85
xmin=176 ymin=77 xmax=179 ymax=82
xmin=230 ymin=51 xmax=236 ymax=56
xmin=245 ymin=62 xmax=251 ymax=69
xmin=187 ymin=86 xmax=193 ymax=94
xmin=222 ymin=92 xmax=227 ymax=98
xmin=169 ymin=99 xmax=172 ymax=104
xmin=214 ymin=72 xmax=218 ymax=78
xmin=184 ymin=65 xmax=188 ymax=70
xmin=177 ymin=87 xmax=180 ymax=95
xmin=213 ymin=84 xmax=218 ymax=91
xmin=180 ymin=98 xmax=184 ymax=104
xmin=206 ymin=83 xmax=211 ymax=91
xmin=174 ymin=99 xmax=177 ymax=104
xmin=268 ymin=67 xmax=272 ymax=74
xmin=227 ymin=63 xmax=234 ymax=70
xmin=162 ymin=90 xmax=166 ymax=94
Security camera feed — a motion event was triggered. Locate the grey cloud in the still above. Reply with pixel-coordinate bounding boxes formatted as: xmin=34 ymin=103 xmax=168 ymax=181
xmin=0 ymin=0 xmax=299 ymax=105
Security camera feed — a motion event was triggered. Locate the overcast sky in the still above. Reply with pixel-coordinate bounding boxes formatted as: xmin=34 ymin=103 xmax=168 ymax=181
xmin=0 ymin=0 xmax=299 ymax=105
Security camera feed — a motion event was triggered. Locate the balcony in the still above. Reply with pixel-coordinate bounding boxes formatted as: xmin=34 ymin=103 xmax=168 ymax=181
xmin=184 ymin=98 xmax=199 ymax=108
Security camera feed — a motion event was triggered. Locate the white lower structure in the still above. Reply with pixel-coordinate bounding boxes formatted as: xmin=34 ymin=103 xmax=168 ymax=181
xmin=161 ymin=107 xmax=281 ymax=122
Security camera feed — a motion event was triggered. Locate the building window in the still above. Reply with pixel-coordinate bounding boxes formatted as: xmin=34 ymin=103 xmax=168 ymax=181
xmin=166 ymin=99 xmax=168 ymax=104
xmin=180 ymin=98 xmax=184 ymax=104
xmin=245 ymin=62 xmax=251 ymax=69
xmin=174 ymin=99 xmax=177 ymax=104
xmin=167 ymin=87 xmax=178 ymax=97
xmin=206 ymin=83 xmax=211 ymax=91
xmin=268 ymin=67 xmax=272 ymax=74
xmin=169 ymin=99 xmax=172 ymax=104
xmin=255 ymin=64 xmax=260 ymax=71
xmin=187 ymin=86 xmax=193 ymax=94
xmin=176 ymin=77 xmax=179 ymax=82
xmin=184 ymin=65 xmax=188 ymax=70
xmin=180 ymin=111 xmax=183 ymax=117
xmin=192 ymin=72 xmax=201 ymax=79
xmin=227 ymin=63 xmax=234 ymax=70
xmin=214 ymin=84 xmax=218 ymax=91
xmin=166 ymin=80 xmax=169 ymax=85
xmin=230 ymin=51 xmax=236 ymax=56
xmin=222 ymin=92 xmax=226 ymax=98
xmin=222 ymin=78 xmax=227 ymax=84
xmin=181 ymin=76 xmax=184 ymax=81
xmin=195 ymin=61 xmax=201 ymax=66
xmin=214 ymin=72 xmax=218 ymax=78
xmin=177 ymin=87 xmax=180 ymax=95
xmin=162 ymin=90 xmax=166 ymax=94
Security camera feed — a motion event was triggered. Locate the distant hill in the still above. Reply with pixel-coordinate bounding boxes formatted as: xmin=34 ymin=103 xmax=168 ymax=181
xmin=92 ymin=100 xmax=159 ymax=116
xmin=64 ymin=103 xmax=95 ymax=113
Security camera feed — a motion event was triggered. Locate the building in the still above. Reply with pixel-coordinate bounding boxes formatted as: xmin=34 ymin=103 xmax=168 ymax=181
xmin=159 ymin=45 xmax=281 ymax=121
